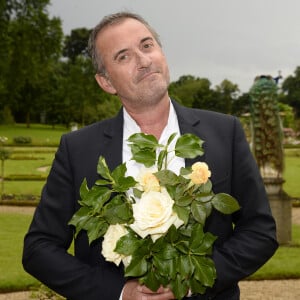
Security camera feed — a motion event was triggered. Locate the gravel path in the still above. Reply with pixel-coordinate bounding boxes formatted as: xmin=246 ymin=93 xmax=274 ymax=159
xmin=0 ymin=206 xmax=299 ymax=299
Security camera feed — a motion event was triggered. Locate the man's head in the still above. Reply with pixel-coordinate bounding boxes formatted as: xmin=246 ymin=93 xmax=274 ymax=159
xmin=88 ymin=12 xmax=162 ymax=76
xmin=88 ymin=12 xmax=170 ymax=111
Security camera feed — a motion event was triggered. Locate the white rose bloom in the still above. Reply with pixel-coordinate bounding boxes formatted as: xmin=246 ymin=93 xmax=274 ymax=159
xmin=136 ymin=166 xmax=160 ymax=192
xmin=101 ymin=224 xmax=129 ymax=266
xmin=130 ymin=188 xmax=184 ymax=242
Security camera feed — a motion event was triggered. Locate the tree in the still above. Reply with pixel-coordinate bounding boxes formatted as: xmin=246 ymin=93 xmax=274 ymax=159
xmin=63 ymin=27 xmax=91 ymax=62
xmin=0 ymin=0 xmax=15 ymax=104
xmin=169 ymin=75 xmax=213 ymax=108
xmin=281 ymin=66 xmax=300 ymax=117
xmin=215 ymin=79 xmax=240 ymax=115
xmin=4 ymin=0 xmax=63 ymax=126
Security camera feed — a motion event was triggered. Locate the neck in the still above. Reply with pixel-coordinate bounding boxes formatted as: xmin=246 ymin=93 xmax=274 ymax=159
xmin=124 ymin=97 xmax=170 ymax=140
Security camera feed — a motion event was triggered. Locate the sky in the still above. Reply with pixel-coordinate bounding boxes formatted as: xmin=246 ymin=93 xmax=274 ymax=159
xmin=48 ymin=0 xmax=300 ymax=93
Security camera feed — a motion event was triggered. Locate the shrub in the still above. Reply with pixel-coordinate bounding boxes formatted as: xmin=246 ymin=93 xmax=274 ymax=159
xmin=13 ymin=136 xmax=32 ymax=144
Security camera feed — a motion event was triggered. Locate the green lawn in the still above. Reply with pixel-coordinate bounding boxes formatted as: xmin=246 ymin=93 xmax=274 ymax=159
xmin=0 ymin=210 xmax=299 ymax=292
xmin=0 ymin=124 xmax=68 ymax=146
xmin=250 ymin=225 xmax=300 ymax=279
xmin=283 ymin=155 xmax=300 ymax=198
xmin=0 ymin=213 xmax=39 ymax=292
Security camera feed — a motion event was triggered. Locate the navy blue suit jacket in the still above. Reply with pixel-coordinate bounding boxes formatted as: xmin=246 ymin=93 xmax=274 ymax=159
xmin=23 ymin=101 xmax=278 ymax=299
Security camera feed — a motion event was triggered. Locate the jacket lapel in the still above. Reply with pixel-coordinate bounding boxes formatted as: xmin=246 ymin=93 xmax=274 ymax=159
xmin=100 ymin=108 xmax=124 ymax=172
xmin=172 ymin=101 xmax=206 ymax=167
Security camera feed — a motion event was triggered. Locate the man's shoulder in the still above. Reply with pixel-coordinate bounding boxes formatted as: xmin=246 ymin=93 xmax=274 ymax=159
xmin=173 ymin=101 xmax=236 ymax=123
xmin=61 ymin=114 xmax=121 ymax=143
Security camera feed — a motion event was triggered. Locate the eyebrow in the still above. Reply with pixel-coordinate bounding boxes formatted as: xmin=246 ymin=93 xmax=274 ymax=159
xmin=113 ymin=37 xmax=154 ymax=61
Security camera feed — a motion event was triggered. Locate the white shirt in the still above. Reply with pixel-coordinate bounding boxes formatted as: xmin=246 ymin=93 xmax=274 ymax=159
xmin=119 ymin=101 xmax=185 ymax=299
xmin=122 ymin=101 xmax=185 ymax=177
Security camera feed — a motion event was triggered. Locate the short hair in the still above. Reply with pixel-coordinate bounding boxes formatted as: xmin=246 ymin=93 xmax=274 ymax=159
xmin=88 ymin=12 xmax=162 ymax=75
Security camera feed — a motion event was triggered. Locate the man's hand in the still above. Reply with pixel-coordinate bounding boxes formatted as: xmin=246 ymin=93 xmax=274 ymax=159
xmin=123 ymin=280 xmax=175 ymax=300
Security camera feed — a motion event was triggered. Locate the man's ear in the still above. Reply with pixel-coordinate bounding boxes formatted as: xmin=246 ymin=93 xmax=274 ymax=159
xmin=95 ymin=74 xmax=117 ymax=95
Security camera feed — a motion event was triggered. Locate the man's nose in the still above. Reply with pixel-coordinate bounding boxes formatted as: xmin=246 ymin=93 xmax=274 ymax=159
xmin=135 ymin=51 xmax=152 ymax=68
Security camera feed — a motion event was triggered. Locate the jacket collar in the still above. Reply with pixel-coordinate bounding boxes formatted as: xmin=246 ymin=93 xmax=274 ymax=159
xmin=101 ymin=100 xmax=205 ymax=170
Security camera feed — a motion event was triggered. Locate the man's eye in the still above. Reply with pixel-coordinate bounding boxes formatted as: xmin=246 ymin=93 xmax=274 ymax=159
xmin=143 ymin=43 xmax=154 ymax=49
xmin=117 ymin=54 xmax=129 ymax=62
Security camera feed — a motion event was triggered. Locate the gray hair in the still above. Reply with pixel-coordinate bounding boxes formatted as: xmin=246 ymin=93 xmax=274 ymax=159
xmin=88 ymin=12 xmax=162 ymax=75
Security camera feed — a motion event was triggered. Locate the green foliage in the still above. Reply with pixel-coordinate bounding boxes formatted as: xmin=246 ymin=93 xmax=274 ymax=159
xmin=281 ymin=66 xmax=300 ymax=118
xmin=13 ymin=136 xmax=32 ymax=144
xmin=249 ymin=76 xmax=284 ymax=177
xmin=63 ymin=27 xmax=91 ymax=62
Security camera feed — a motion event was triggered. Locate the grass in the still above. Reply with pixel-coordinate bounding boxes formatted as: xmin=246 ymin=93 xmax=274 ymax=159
xmin=0 ymin=210 xmax=299 ymax=292
xmin=250 ymin=225 xmax=300 ymax=280
xmin=283 ymin=155 xmax=300 ymax=198
xmin=3 ymin=181 xmax=45 ymax=196
xmin=0 ymin=124 xmax=300 ymax=292
xmin=0 ymin=124 xmax=68 ymax=146
xmin=0 ymin=213 xmax=39 ymax=292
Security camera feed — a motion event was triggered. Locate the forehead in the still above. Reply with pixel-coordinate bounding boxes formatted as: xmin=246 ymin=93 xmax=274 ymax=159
xmin=96 ymin=18 xmax=154 ymax=53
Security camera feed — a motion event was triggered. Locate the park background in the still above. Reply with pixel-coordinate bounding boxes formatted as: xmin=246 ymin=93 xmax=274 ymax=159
xmin=1 ymin=0 xmax=300 ymax=299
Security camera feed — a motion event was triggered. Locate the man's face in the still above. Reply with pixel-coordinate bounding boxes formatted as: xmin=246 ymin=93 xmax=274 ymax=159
xmin=95 ymin=18 xmax=170 ymax=109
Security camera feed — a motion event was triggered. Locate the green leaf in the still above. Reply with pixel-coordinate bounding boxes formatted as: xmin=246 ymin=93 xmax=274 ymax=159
xmin=111 ymin=164 xmax=137 ymax=191
xmin=198 ymin=180 xmax=212 ymax=193
xmin=173 ymin=205 xmax=190 ymax=225
xmin=195 ymin=193 xmax=213 ymax=203
xmin=170 ymin=273 xmax=189 ymax=300
xmin=142 ymin=270 xmax=161 ymax=292
xmin=125 ymin=256 xmax=148 ymax=277
xmin=127 ymin=133 xmax=159 ymax=149
xmin=203 ymin=201 xmax=213 ymax=218
xmin=192 ymin=256 xmax=216 ymax=287
xmin=191 ymin=201 xmax=207 ymax=225
xmin=97 ymin=156 xmax=112 ymax=180
xmin=132 ymin=187 xmax=143 ymax=199
xmin=85 ymin=218 xmax=108 ymax=244
xmin=190 ymin=277 xmax=206 ymax=295
xmin=156 ymin=243 xmax=178 ymax=260
xmin=81 ymin=185 xmax=111 ymax=209
xmin=192 ymin=232 xmax=217 ymax=255
xmin=103 ymin=195 xmax=133 ymax=224
xmin=154 ymin=170 xmax=180 ymax=186
xmin=211 ymin=193 xmax=240 ymax=214
xmin=79 ymin=178 xmax=89 ymax=200
xmin=95 ymin=179 xmax=110 ymax=186
xmin=175 ymin=195 xmax=193 ymax=207
xmin=157 ymin=149 xmax=167 ymax=171
xmin=166 ymin=132 xmax=178 ymax=146
xmin=189 ymin=223 xmax=205 ymax=250
xmin=175 ymin=134 xmax=204 ymax=159
xmin=115 ymin=231 xmax=142 ymax=255
xmin=153 ymin=256 xmax=177 ymax=279
xmin=175 ymin=240 xmax=189 ymax=254
xmin=178 ymin=254 xmax=193 ymax=277
xmin=131 ymin=148 xmax=156 ymax=167
xmin=68 ymin=206 xmax=92 ymax=235
xmin=165 ymin=224 xmax=179 ymax=243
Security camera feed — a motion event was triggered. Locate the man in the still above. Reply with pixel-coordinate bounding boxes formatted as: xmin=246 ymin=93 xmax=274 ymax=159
xmin=23 ymin=12 xmax=278 ymax=300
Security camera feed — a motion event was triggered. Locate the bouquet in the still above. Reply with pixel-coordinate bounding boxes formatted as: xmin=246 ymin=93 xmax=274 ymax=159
xmin=69 ymin=132 xmax=240 ymax=299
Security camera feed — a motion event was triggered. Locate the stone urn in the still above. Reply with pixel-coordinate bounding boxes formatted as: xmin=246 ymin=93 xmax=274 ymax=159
xmin=263 ymin=177 xmax=291 ymax=244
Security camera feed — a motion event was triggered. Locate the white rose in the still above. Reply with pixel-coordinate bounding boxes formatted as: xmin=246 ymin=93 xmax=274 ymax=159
xmin=137 ymin=167 xmax=160 ymax=192
xmin=101 ymin=224 xmax=129 ymax=266
xmin=130 ymin=188 xmax=184 ymax=242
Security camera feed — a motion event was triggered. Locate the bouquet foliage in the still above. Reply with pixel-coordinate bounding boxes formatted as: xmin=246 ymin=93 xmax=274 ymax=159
xmin=69 ymin=133 xmax=240 ymax=299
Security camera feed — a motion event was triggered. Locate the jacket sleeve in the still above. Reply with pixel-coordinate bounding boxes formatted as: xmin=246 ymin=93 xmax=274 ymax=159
xmin=211 ymin=117 xmax=278 ymax=295
xmin=22 ymin=135 xmax=125 ymax=300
